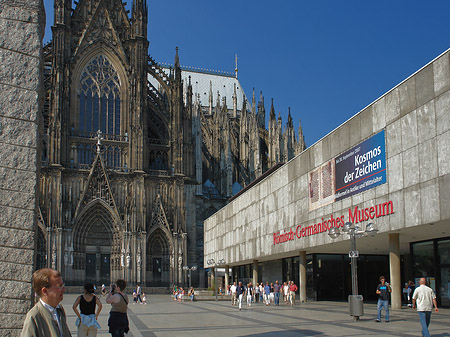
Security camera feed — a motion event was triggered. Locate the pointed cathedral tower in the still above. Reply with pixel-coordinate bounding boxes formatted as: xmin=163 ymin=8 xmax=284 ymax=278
xmin=40 ymin=0 xmax=195 ymax=288
xmin=38 ymin=0 xmax=305 ymax=290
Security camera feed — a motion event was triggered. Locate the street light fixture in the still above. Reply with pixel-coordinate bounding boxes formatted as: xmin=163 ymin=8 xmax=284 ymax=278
xmin=328 ymin=222 xmax=378 ymax=321
xmin=207 ymin=258 xmax=226 ymax=302
xmin=183 ymin=265 xmax=197 ymax=289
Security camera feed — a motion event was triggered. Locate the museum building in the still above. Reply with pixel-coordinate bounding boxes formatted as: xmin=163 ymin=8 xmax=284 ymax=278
xmin=204 ymin=48 xmax=450 ymax=308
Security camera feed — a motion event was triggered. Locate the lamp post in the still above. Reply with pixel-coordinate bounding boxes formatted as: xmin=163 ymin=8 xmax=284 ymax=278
xmin=207 ymin=258 xmax=226 ymax=302
xmin=182 ymin=265 xmax=197 ymax=289
xmin=328 ymin=222 xmax=378 ymax=321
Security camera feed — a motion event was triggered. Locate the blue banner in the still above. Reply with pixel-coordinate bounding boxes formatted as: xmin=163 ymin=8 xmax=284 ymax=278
xmin=334 ymin=130 xmax=386 ymax=201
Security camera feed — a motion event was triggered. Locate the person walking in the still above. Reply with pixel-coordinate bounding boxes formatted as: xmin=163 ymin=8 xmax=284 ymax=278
xmin=230 ymin=282 xmax=237 ymax=306
xmin=263 ymin=281 xmax=271 ymax=306
xmin=289 ymin=281 xmax=297 ymax=306
xmin=407 ymin=280 xmax=415 ymax=307
xmin=412 ymin=277 xmax=438 ymax=337
xmin=274 ymin=280 xmax=281 ymax=306
xmin=402 ymin=282 xmax=408 ymax=306
xmin=136 ymin=284 xmax=142 ymax=304
xmin=236 ymin=281 xmax=245 ymax=311
xmin=73 ymin=283 xmax=102 ymax=337
xmin=21 ymin=268 xmax=72 ymax=337
xmin=246 ymin=283 xmax=254 ymax=306
xmin=255 ymin=283 xmax=260 ymax=303
xmin=106 ymin=280 xmax=129 ymax=337
xmin=283 ymin=282 xmax=289 ymax=305
xmin=375 ymin=276 xmax=391 ymax=322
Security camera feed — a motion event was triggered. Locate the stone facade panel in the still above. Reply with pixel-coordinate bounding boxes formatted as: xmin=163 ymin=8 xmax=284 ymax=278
xmin=419 ymin=138 xmax=438 ymax=183
xmin=0 ymin=84 xmax=40 ymax=121
xmin=372 ymin=97 xmax=386 ymax=133
xmin=0 ymin=16 xmax=41 ymax=56
xmin=404 ymin=185 xmax=422 ymax=227
xmin=402 ymin=146 xmax=419 ymax=188
xmin=0 ymin=280 xmax=31 ymax=299
xmin=385 ymin=87 xmax=400 ymax=124
xmin=0 ymin=167 xmax=37 ymax=192
xmin=360 ymin=105 xmax=373 ymax=140
xmin=349 ymin=114 xmax=361 ymax=148
xmin=0 ymin=49 xmax=40 ymax=90
xmin=0 ymin=206 xmax=35 ymax=230
xmin=401 ymin=110 xmax=418 ymax=151
xmin=0 ymin=118 xmax=38 ymax=148
xmin=0 ymin=262 xmax=34 ymax=282
xmin=435 ymin=89 xmax=450 ymax=135
xmin=0 ymin=247 xmax=34 ymax=264
xmin=420 ymin=179 xmax=440 ymax=224
xmin=0 ymin=190 xmax=36 ymax=210
xmin=0 ymin=228 xmax=34 ymax=249
xmin=388 ymin=153 xmax=403 ymax=193
xmin=437 ymin=130 xmax=450 ymax=176
xmin=439 ymin=173 xmax=450 ymax=221
xmin=399 ymin=77 xmax=416 ymax=117
xmin=386 ymin=191 xmax=404 ymax=229
xmin=386 ymin=119 xmax=402 ymax=158
xmin=433 ymin=52 xmax=450 ymax=97
xmin=416 ymin=99 xmax=436 ymax=143
xmin=415 ymin=64 xmax=435 ymax=107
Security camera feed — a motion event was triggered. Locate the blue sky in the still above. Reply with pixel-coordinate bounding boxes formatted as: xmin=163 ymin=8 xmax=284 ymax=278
xmin=43 ymin=0 xmax=450 ymax=147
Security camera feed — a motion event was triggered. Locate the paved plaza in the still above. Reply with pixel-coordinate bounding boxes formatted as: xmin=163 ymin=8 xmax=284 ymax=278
xmin=61 ymin=294 xmax=450 ymax=337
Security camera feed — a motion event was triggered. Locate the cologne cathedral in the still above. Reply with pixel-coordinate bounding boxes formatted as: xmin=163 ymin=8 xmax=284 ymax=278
xmin=37 ymin=0 xmax=306 ymax=287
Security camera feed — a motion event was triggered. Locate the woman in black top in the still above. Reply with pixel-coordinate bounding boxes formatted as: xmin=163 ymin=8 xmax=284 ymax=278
xmin=73 ymin=283 xmax=102 ymax=337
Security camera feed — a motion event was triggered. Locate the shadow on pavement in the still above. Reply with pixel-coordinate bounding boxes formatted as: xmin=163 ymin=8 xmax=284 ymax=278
xmin=242 ymin=329 xmax=324 ymax=336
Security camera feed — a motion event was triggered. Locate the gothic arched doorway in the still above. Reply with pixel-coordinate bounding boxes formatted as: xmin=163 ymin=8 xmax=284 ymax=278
xmin=147 ymin=228 xmax=171 ymax=287
xmin=73 ymin=200 xmax=120 ymax=285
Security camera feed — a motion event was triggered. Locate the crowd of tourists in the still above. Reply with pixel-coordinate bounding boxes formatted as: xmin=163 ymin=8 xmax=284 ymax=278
xmin=19 ymin=268 xmax=440 ymax=337
xmin=227 ymin=280 xmax=298 ymax=310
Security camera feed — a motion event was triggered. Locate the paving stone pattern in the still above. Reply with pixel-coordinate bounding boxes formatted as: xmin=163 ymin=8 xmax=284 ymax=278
xmin=63 ymin=294 xmax=450 ymax=337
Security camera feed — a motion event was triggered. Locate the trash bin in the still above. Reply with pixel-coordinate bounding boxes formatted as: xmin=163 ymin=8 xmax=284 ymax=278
xmin=348 ymin=295 xmax=364 ymax=317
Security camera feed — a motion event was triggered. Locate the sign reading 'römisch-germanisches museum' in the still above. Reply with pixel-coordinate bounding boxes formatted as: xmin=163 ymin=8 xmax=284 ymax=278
xmin=308 ymin=130 xmax=386 ymax=211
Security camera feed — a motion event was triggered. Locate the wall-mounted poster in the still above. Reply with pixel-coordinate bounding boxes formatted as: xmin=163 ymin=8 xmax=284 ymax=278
xmin=309 ymin=130 xmax=387 ymax=211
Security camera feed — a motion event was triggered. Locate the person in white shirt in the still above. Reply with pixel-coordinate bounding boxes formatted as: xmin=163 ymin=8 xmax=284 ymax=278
xmin=230 ymin=282 xmax=237 ymax=306
xmin=283 ymin=282 xmax=290 ymax=305
xmin=412 ymin=277 xmax=438 ymax=337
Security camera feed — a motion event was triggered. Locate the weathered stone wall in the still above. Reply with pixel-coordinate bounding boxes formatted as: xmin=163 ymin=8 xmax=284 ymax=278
xmin=0 ymin=0 xmax=44 ymax=335
xmin=204 ymin=48 xmax=450 ymax=265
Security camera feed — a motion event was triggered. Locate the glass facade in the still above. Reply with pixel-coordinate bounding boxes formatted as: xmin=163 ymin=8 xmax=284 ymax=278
xmin=306 ymin=254 xmax=389 ymax=302
xmin=412 ymin=238 xmax=450 ymax=307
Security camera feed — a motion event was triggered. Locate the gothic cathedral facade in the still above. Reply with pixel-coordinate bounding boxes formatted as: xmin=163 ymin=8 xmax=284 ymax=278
xmin=37 ymin=0 xmax=306 ymax=287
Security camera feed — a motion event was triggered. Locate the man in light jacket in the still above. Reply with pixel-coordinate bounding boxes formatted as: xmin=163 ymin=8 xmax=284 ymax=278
xmin=412 ymin=277 xmax=438 ymax=337
xmin=21 ymin=268 xmax=71 ymax=337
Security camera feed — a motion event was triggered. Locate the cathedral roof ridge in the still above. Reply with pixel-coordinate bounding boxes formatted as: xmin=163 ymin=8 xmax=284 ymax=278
xmin=158 ymin=62 xmax=235 ymax=77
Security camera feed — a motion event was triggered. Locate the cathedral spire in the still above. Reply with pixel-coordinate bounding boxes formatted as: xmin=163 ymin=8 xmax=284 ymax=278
xmin=233 ymin=83 xmax=237 ymax=118
xmin=270 ymin=98 xmax=275 ymax=120
xmin=252 ymin=88 xmax=256 ymax=113
xmin=132 ymin=0 xmax=148 ymax=38
xmin=174 ymin=47 xmax=181 ymax=82
xmin=288 ymin=107 xmax=293 ymax=127
xmin=209 ymin=81 xmax=213 ymax=115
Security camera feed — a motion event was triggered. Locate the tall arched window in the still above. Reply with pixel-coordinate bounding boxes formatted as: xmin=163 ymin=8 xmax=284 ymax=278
xmin=79 ymin=55 xmax=121 ymax=135
xmin=76 ymin=55 xmax=126 ymax=169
